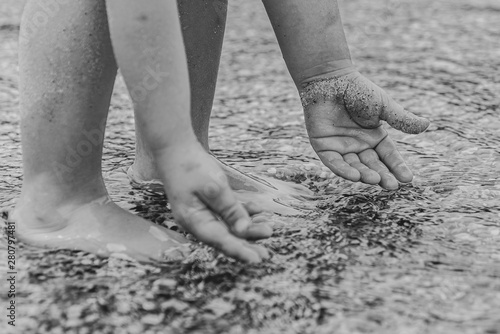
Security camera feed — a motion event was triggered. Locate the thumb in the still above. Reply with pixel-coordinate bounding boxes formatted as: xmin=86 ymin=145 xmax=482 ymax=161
xmin=379 ymin=93 xmax=430 ymax=134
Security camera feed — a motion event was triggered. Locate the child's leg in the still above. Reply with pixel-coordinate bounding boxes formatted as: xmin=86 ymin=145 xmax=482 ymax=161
xmin=13 ymin=0 xmax=188 ymax=262
xmin=131 ymin=0 xmax=226 ymax=179
xmin=129 ymin=0 xmax=313 ymax=216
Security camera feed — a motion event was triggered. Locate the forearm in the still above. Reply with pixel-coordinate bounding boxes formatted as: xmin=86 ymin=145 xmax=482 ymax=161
xmin=106 ymin=0 xmax=195 ymax=152
xmin=262 ymin=0 xmax=352 ymax=88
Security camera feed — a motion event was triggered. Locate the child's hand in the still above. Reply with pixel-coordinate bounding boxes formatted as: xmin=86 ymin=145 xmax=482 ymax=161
xmin=302 ymin=71 xmax=430 ymax=190
xmin=156 ymin=143 xmax=273 ymax=263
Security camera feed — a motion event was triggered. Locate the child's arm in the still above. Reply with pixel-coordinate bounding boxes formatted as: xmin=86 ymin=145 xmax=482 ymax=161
xmin=262 ymin=0 xmax=430 ymax=190
xmin=105 ymin=0 xmax=271 ymax=262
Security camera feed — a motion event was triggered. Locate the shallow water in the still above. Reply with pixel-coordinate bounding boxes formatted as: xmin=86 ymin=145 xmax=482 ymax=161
xmin=1 ymin=0 xmax=500 ymax=333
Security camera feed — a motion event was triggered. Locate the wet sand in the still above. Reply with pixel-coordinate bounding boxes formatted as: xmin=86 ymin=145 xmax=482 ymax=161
xmin=1 ymin=0 xmax=500 ymax=333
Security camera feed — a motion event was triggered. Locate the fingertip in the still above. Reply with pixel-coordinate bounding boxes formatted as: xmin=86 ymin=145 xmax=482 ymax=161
xmin=233 ymin=217 xmax=252 ymax=236
xmin=416 ymin=117 xmax=431 ymax=134
xmin=243 ymin=201 xmax=264 ymax=216
xmin=380 ymin=178 xmax=399 ymax=191
xmin=402 ymin=116 xmax=430 ymax=134
xmin=243 ymin=250 xmax=262 ymax=264
xmin=248 ymin=244 xmax=270 ymax=261
xmin=263 ymin=224 xmax=274 ymax=237
xmin=246 ymin=223 xmax=274 ymax=239
xmin=346 ymin=169 xmax=362 ymax=182
xmin=375 ymin=169 xmax=399 ymax=190
xmin=251 ymin=213 xmax=271 ymax=224
xmin=397 ymin=170 xmax=413 ymax=183
xmin=382 ymin=98 xmax=430 ymax=134
xmin=392 ymin=162 xmax=414 ymax=183
xmin=218 ymin=236 xmax=262 ymax=263
xmin=361 ymin=171 xmax=381 ymax=185
xmin=258 ymin=247 xmax=270 ymax=261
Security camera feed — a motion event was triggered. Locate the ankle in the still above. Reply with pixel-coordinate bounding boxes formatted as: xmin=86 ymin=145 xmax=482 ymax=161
xmin=14 ymin=173 xmax=108 ymax=225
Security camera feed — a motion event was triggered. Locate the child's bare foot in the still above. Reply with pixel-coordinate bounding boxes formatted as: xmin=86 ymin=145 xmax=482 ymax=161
xmin=12 ymin=186 xmax=189 ymax=263
xmin=129 ymin=156 xmax=315 ymax=216
xmin=218 ymin=160 xmax=316 ymax=214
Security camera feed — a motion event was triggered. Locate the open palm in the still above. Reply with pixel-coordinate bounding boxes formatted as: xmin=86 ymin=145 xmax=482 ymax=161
xmin=302 ymin=72 xmax=430 ymax=190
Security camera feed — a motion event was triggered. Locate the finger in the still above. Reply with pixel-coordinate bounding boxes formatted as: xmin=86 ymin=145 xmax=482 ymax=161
xmin=243 ymin=201 xmax=265 ymax=216
xmin=182 ymin=207 xmax=263 ymax=263
xmin=197 ymin=182 xmax=252 ymax=237
xmin=251 ymin=212 xmax=271 ymax=224
xmin=379 ymin=94 xmax=430 ymax=134
xmin=246 ymin=223 xmax=274 ymax=240
xmin=358 ymin=149 xmax=399 ymax=190
xmin=317 ymin=151 xmax=361 ymax=182
xmin=247 ymin=243 xmax=270 ymax=260
xmin=375 ymin=137 xmax=413 ymax=183
xmin=343 ymin=153 xmax=381 ymax=185
xmin=310 ymin=136 xmax=371 ymax=155
xmin=251 ymin=212 xmax=285 ymax=230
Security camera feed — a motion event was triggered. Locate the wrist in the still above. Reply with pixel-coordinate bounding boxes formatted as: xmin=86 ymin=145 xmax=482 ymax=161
xmin=299 ymin=70 xmax=361 ymax=108
xmin=298 ymin=59 xmax=356 ymax=89
xmin=154 ymin=139 xmax=208 ymax=188
xmin=150 ymin=130 xmax=200 ymax=158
